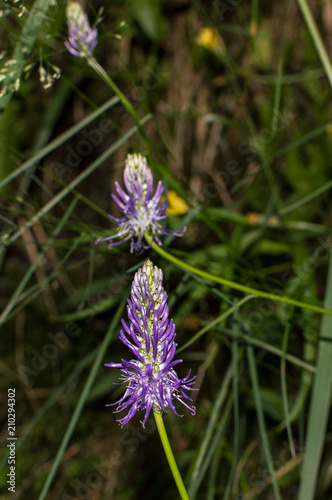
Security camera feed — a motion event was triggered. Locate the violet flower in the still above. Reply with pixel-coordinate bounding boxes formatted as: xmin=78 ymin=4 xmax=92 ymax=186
xmin=96 ymin=153 xmax=186 ymax=254
xmin=65 ymin=1 xmax=98 ymax=58
xmin=105 ymin=260 xmax=197 ymax=427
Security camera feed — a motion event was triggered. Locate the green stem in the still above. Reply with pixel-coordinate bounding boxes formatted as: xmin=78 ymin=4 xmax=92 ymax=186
xmin=87 ymin=57 xmax=150 ymax=147
xmin=145 ymin=235 xmax=332 ymax=317
xmin=153 ymin=409 xmax=190 ymax=500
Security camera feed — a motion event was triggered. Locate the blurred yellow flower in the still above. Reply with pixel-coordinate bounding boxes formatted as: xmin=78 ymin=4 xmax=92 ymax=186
xmin=326 ymin=124 xmax=332 ymax=136
xmin=165 ymin=190 xmax=189 ymax=216
xmin=246 ymin=212 xmax=279 ymax=227
xmin=196 ymin=27 xmax=223 ymax=51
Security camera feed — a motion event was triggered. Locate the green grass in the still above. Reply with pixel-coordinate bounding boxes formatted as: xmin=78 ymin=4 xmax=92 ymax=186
xmin=1 ymin=1 xmax=332 ymax=499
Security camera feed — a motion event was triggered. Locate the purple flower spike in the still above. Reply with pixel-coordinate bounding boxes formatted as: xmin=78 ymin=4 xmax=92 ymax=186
xmin=95 ymin=153 xmax=186 ymax=255
xmin=65 ymin=2 xmax=97 ymax=58
xmin=105 ymin=260 xmax=197 ymax=427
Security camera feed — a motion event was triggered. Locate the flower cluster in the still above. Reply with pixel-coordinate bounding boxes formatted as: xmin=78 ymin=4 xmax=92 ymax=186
xmin=65 ymin=1 xmax=98 ymax=58
xmin=96 ymin=153 xmax=186 ymax=254
xmin=105 ymin=260 xmax=197 ymax=427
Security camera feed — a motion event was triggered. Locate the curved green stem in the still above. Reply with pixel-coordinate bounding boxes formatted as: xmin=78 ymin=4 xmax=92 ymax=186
xmin=153 ymin=409 xmax=190 ymax=500
xmin=87 ymin=57 xmax=149 ymax=147
xmin=145 ymin=235 xmax=332 ymax=317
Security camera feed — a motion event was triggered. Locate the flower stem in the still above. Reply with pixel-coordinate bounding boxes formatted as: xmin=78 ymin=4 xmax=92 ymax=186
xmin=87 ymin=56 xmax=149 ymax=147
xmin=153 ymin=409 xmax=190 ymax=500
xmin=145 ymin=234 xmax=332 ymax=318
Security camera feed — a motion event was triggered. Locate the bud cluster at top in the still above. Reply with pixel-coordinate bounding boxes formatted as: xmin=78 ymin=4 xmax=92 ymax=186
xmin=65 ymin=1 xmax=98 ymax=58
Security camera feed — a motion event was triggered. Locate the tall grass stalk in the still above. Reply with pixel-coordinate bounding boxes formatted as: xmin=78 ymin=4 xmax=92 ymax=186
xmin=298 ymin=251 xmax=332 ymax=500
xmin=37 ymin=303 xmax=124 ymax=500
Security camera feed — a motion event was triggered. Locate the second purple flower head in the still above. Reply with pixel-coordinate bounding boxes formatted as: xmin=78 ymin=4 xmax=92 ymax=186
xmin=105 ymin=260 xmax=197 ymax=427
xmin=96 ymin=153 xmax=186 ymax=254
xmin=65 ymin=1 xmax=98 ymax=58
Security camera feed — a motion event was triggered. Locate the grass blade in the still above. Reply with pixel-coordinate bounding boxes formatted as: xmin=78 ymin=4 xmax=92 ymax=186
xmin=188 ymin=364 xmax=233 ymax=498
xmin=0 ymin=198 xmax=78 ymax=326
xmin=0 ymin=348 xmax=98 ymax=471
xmin=247 ymin=345 xmax=282 ymax=500
xmin=0 ymin=96 xmax=119 ymax=190
xmin=3 ymin=114 xmax=151 ymax=249
xmin=297 ymin=0 xmax=332 ymax=89
xmin=191 ymin=397 xmax=233 ymax=499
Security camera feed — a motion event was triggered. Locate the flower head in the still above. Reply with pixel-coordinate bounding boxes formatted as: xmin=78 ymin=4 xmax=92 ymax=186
xmin=105 ymin=260 xmax=197 ymax=427
xmin=96 ymin=153 xmax=186 ymax=254
xmin=65 ymin=1 xmax=98 ymax=58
